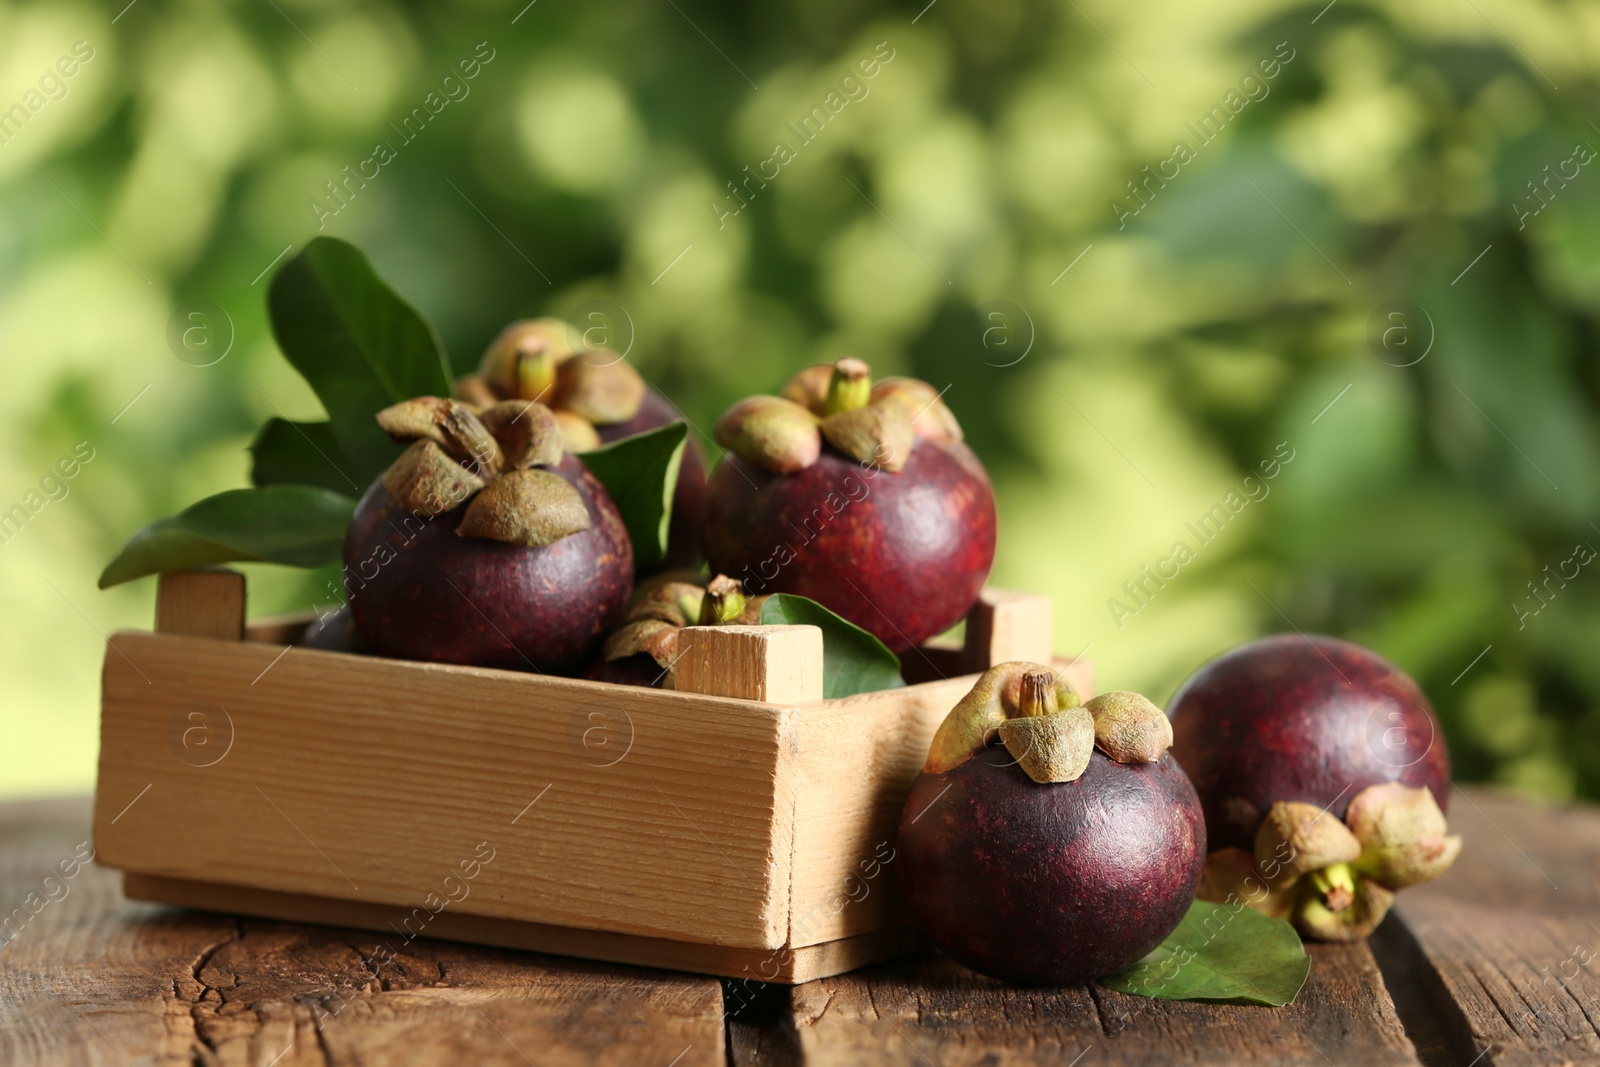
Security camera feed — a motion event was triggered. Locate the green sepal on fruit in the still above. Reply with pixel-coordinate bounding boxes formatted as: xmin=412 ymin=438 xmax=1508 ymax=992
xmin=456 ymin=318 xmax=706 ymax=570
xmin=713 ymin=358 xmax=963 ymax=476
xmin=1198 ymin=782 xmax=1461 ymax=941
xmin=924 ymin=662 xmax=1174 ymax=784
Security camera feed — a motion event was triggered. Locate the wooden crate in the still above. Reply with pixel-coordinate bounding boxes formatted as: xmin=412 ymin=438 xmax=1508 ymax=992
xmin=93 ymin=571 xmax=1089 ymax=984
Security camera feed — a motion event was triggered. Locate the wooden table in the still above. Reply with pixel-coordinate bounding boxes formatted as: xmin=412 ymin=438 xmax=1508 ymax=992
xmin=0 ymin=788 xmax=1592 ymax=1066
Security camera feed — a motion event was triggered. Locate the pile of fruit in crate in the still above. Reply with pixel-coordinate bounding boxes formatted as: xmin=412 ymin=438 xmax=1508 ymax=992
xmin=101 ymin=237 xmax=1460 ymax=1004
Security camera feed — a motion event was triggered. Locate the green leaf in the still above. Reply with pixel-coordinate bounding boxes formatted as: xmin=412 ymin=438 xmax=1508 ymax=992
xmin=1099 ymin=899 xmax=1310 ymax=1006
xmin=579 ymin=422 xmax=688 ymax=570
xmin=250 ymin=418 xmax=366 ymax=497
xmin=99 ymin=487 xmax=357 ymax=589
xmin=759 ymin=593 xmax=905 ymax=699
xmin=267 ymin=236 xmax=453 ymax=482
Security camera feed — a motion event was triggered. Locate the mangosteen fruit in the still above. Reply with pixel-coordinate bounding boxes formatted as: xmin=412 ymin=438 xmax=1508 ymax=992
xmin=591 ymin=574 xmax=765 ymax=688
xmin=297 ymin=605 xmax=365 ymax=654
xmin=343 ymin=396 xmax=632 ymax=674
xmin=456 ymin=318 xmax=705 ymax=569
xmin=897 ymin=663 xmax=1205 ymax=984
xmin=1169 ymin=634 xmax=1460 ymax=939
xmin=700 ymin=359 xmax=996 ymax=653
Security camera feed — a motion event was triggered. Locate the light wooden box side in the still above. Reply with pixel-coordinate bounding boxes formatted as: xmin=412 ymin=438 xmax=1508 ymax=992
xmin=96 ymin=628 xmax=797 ymax=950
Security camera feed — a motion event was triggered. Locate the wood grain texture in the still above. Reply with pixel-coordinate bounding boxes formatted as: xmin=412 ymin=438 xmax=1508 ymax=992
xmin=96 ymin=630 xmax=796 ymax=950
xmin=676 ymin=625 xmax=824 ymax=704
xmin=156 ymin=570 xmax=245 ymax=640
xmin=1378 ymin=786 xmax=1600 ymax=1067
xmin=782 ymin=657 xmax=1095 ymax=950
xmin=4 ymin=790 xmax=1596 ymax=1064
xmin=124 ymin=873 xmax=917 ymax=984
xmin=0 ymin=798 xmax=728 ymax=1067
xmin=768 ymin=941 xmax=1417 ymax=1066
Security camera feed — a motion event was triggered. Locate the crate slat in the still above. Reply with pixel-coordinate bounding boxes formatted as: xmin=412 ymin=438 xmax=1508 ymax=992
xmin=96 ymin=631 xmax=795 ymax=951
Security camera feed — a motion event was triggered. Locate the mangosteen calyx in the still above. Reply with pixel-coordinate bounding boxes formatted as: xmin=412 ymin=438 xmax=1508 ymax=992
xmin=1199 ymin=781 xmax=1462 ymax=940
xmin=375 ymin=396 xmax=590 ymax=548
xmin=455 ymin=317 xmax=649 ymax=451
xmin=924 ymin=662 xmax=1175 ymax=784
xmin=714 ymin=359 xmax=964 ymax=477
xmin=600 ymin=574 xmax=767 ymax=686
xmin=1085 ymin=690 xmax=1174 ymax=763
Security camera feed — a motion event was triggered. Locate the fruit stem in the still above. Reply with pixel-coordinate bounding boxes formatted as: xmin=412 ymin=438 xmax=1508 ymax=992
xmin=1310 ymin=862 xmax=1358 ymax=913
xmin=698 ymin=576 xmax=748 ymax=625
xmin=824 ymin=358 xmax=872 ymax=415
xmin=515 ymin=336 xmax=559 ymax=401
xmin=1017 ymin=670 xmax=1058 ymax=718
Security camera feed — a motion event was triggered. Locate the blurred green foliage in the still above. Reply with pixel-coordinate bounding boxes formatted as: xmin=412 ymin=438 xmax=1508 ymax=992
xmin=2 ymin=0 xmax=1597 ymax=802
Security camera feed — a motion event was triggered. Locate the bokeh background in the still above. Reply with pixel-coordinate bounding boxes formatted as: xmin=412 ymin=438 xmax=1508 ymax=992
xmin=2 ymin=0 xmax=1596 ymax=801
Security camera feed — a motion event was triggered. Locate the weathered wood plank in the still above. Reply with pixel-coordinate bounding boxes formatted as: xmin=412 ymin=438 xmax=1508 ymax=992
xmin=1377 ymin=786 xmax=1600 ymax=1067
xmin=11 ymin=785 xmax=1592 ymax=1064
xmin=0 ymin=798 xmax=728 ymax=1066
xmin=750 ymin=939 xmax=1417 ymax=1066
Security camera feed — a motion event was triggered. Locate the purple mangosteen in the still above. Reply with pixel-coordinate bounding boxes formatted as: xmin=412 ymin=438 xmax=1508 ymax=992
xmin=897 ymin=664 xmax=1205 ymax=983
xmin=1169 ymin=634 xmax=1461 ymax=940
xmin=343 ymin=396 xmax=631 ymax=675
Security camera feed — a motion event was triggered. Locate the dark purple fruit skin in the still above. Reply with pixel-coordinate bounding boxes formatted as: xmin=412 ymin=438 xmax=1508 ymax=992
xmin=1168 ymin=634 xmax=1451 ymax=853
xmin=297 ymin=605 xmax=365 ymax=654
xmin=343 ymin=454 xmax=632 ymax=675
xmin=596 ymin=389 xmax=706 ymax=571
xmin=700 ymin=440 xmax=996 ymax=653
xmin=896 ymin=748 xmax=1205 ymax=985
xmin=586 ymin=652 xmax=664 ymax=688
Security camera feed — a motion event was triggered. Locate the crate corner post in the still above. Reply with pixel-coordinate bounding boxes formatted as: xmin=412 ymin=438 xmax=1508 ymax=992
xmin=674 ymin=624 xmax=825 ymax=705
xmin=961 ymin=588 xmax=1053 ymax=671
xmin=154 ymin=568 xmax=246 ymax=640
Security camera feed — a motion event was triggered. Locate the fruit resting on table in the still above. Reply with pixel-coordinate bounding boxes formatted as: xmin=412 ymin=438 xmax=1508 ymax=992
xmin=1169 ymin=634 xmax=1460 ymax=940
xmin=897 ymin=663 xmax=1205 ymax=983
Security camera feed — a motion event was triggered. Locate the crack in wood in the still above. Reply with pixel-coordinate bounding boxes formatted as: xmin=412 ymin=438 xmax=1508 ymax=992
xmin=310 ymin=1012 xmax=335 ymax=1066
xmin=1369 ymin=915 xmax=1481 ymax=1067
xmin=723 ymin=978 xmax=800 ymax=1066
xmin=159 ymin=917 xmax=245 ymax=1064
xmin=1084 ymin=983 xmax=1114 ymax=1038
